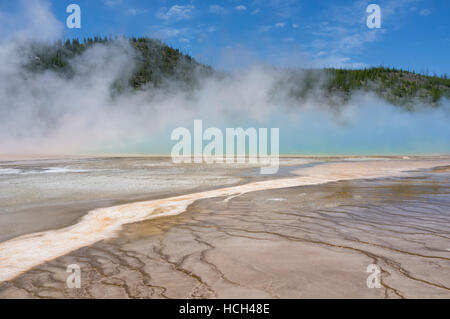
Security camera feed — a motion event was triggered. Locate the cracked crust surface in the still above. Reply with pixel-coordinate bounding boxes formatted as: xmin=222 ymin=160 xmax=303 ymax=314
xmin=1 ymin=165 xmax=449 ymax=299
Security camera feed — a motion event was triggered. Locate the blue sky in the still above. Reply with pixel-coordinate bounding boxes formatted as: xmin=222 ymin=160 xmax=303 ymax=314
xmin=1 ymin=0 xmax=450 ymax=74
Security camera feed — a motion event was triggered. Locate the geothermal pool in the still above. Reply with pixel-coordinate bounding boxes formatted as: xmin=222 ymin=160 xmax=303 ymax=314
xmin=0 ymin=156 xmax=449 ymax=298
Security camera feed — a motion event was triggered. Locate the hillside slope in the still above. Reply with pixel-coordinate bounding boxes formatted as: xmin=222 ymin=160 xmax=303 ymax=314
xmin=25 ymin=37 xmax=450 ymax=107
xmin=27 ymin=37 xmax=213 ymax=90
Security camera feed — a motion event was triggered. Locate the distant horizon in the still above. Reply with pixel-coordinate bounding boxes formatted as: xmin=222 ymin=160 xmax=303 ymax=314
xmin=2 ymin=153 xmax=450 ymax=163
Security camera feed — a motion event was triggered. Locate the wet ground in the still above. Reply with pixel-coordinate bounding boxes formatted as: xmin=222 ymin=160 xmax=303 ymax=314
xmin=1 ymin=165 xmax=448 ymax=298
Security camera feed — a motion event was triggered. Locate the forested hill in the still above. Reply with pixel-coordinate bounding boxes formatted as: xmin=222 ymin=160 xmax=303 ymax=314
xmin=27 ymin=36 xmax=213 ymax=90
xmin=283 ymin=68 xmax=450 ymax=106
xmin=25 ymin=37 xmax=450 ymax=106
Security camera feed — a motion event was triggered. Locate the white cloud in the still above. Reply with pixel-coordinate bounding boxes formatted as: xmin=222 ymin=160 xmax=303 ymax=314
xmin=125 ymin=8 xmax=147 ymax=16
xmin=0 ymin=0 xmax=63 ymax=41
xmin=260 ymin=25 xmax=272 ymax=32
xmin=151 ymin=23 xmax=218 ymax=45
xmin=157 ymin=5 xmax=195 ymax=21
xmin=272 ymin=0 xmax=301 ymax=19
xmin=154 ymin=27 xmax=189 ymax=38
xmin=292 ymin=24 xmax=299 ymax=28
xmin=303 ymin=0 xmax=420 ymax=60
xmin=104 ymin=0 xmax=122 ymax=7
xmin=251 ymin=9 xmax=261 ymax=15
xmin=235 ymin=5 xmax=247 ymax=11
xmin=314 ymin=56 xmax=368 ymax=69
xmin=419 ymin=8 xmax=431 ymax=16
xmin=209 ymin=5 xmax=227 ymax=15
xmin=260 ymin=22 xmax=286 ymax=32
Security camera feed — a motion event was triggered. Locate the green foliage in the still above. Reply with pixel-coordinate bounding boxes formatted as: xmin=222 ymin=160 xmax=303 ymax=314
xmin=26 ymin=36 xmax=213 ymax=90
xmin=324 ymin=67 xmax=450 ymax=105
xmin=24 ymin=37 xmax=450 ymax=107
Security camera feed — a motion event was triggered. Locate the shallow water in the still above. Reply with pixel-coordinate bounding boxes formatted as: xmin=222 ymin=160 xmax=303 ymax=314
xmin=0 ymin=157 xmax=259 ymax=242
xmin=0 ymin=157 xmax=449 ymax=298
xmin=0 ymin=167 xmax=448 ymax=298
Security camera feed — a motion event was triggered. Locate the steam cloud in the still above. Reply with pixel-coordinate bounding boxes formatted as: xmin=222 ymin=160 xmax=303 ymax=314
xmin=0 ymin=0 xmax=449 ymax=156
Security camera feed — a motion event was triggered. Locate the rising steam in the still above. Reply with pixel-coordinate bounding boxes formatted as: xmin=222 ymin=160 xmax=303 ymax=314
xmin=0 ymin=0 xmax=449 ymax=156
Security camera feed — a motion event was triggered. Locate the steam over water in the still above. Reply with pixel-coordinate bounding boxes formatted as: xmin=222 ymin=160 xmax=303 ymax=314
xmin=0 ymin=32 xmax=449 ymax=156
